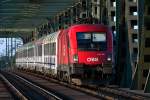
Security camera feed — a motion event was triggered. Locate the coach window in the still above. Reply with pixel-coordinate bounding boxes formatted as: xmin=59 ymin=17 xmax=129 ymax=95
xmin=29 ymin=48 xmax=31 ymax=57
xmin=18 ymin=52 xmax=19 ymax=58
xmin=16 ymin=52 xmax=17 ymax=58
xmin=50 ymin=43 xmax=55 ymax=55
xmin=44 ymin=44 xmax=46 ymax=55
xmin=22 ymin=50 xmax=25 ymax=57
xmin=30 ymin=48 xmax=32 ymax=57
xmin=44 ymin=44 xmax=49 ymax=55
xmin=20 ymin=52 xmax=22 ymax=58
xmin=33 ymin=47 xmax=34 ymax=56
xmin=20 ymin=52 xmax=21 ymax=58
xmin=22 ymin=50 xmax=24 ymax=57
xmin=53 ymin=43 xmax=56 ymax=55
xmin=38 ymin=45 xmax=42 ymax=56
xmin=25 ymin=49 xmax=27 ymax=57
xmin=17 ymin=52 xmax=19 ymax=58
xmin=19 ymin=52 xmax=21 ymax=58
xmin=48 ymin=44 xmax=50 ymax=55
xmin=22 ymin=51 xmax=23 ymax=58
xmin=21 ymin=51 xmax=24 ymax=58
xmin=28 ymin=48 xmax=30 ymax=57
xmin=49 ymin=43 xmax=52 ymax=55
xmin=28 ymin=49 xmax=31 ymax=57
xmin=23 ymin=50 xmax=25 ymax=57
xmin=31 ymin=48 xmax=34 ymax=57
xmin=16 ymin=52 xmax=18 ymax=58
xmin=20 ymin=51 xmax=22 ymax=58
xmin=52 ymin=43 xmax=54 ymax=55
xmin=48 ymin=43 xmax=50 ymax=55
xmin=25 ymin=49 xmax=30 ymax=57
xmin=28 ymin=48 xmax=29 ymax=57
xmin=21 ymin=50 xmax=23 ymax=58
xmin=19 ymin=52 xmax=20 ymax=58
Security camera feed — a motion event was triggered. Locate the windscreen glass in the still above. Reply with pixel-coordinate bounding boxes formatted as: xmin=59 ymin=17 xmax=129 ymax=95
xmin=77 ymin=32 xmax=107 ymax=51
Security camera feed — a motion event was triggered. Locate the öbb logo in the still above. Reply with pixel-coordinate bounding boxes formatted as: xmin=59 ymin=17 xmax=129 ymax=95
xmin=87 ymin=58 xmax=98 ymax=62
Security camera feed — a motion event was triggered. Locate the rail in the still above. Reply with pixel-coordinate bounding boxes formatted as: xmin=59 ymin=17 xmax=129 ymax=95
xmin=0 ymin=73 xmax=27 ymax=100
xmin=1 ymin=71 xmax=63 ymax=100
xmin=15 ymin=69 xmax=150 ymax=100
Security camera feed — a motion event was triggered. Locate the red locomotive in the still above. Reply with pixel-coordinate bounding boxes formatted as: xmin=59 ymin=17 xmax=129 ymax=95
xmin=57 ymin=24 xmax=113 ymax=85
xmin=16 ymin=24 xmax=113 ymax=85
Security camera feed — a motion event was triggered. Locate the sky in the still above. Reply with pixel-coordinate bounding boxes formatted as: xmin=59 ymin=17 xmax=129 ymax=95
xmin=0 ymin=38 xmax=23 ymax=56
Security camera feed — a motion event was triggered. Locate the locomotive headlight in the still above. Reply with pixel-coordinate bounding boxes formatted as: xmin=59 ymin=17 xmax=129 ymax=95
xmin=107 ymin=57 xmax=111 ymax=61
xmin=73 ymin=54 xmax=78 ymax=62
xmin=107 ymin=54 xmax=112 ymax=61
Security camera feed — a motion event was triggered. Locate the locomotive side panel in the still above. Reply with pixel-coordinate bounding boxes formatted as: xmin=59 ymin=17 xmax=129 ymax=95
xmin=57 ymin=29 xmax=71 ymax=80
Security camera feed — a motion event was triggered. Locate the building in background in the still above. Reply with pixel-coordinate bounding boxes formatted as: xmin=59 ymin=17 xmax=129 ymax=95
xmin=138 ymin=0 xmax=150 ymax=90
xmin=126 ymin=0 xmax=138 ymax=75
xmin=106 ymin=0 xmax=138 ymax=76
xmin=106 ymin=0 xmax=116 ymax=37
xmin=131 ymin=0 xmax=150 ymax=91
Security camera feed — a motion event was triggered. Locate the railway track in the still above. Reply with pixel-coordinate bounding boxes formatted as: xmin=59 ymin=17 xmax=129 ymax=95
xmin=13 ymin=69 xmax=150 ymax=100
xmin=2 ymin=70 xmax=101 ymax=100
xmin=0 ymin=72 xmax=26 ymax=100
xmin=1 ymin=71 xmax=64 ymax=100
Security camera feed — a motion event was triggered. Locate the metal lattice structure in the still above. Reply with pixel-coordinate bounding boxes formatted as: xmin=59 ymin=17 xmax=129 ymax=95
xmin=131 ymin=0 xmax=150 ymax=93
xmin=115 ymin=0 xmax=132 ymax=87
xmin=0 ymin=0 xmax=78 ymax=29
xmin=0 ymin=0 xmax=79 ymax=42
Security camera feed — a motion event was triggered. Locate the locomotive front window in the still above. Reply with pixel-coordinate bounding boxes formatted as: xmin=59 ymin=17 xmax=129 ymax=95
xmin=92 ymin=33 xmax=106 ymax=42
xmin=77 ymin=32 xmax=107 ymax=51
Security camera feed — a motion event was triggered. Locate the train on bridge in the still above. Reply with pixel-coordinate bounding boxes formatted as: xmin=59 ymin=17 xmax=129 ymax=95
xmin=15 ymin=24 xmax=114 ymax=85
